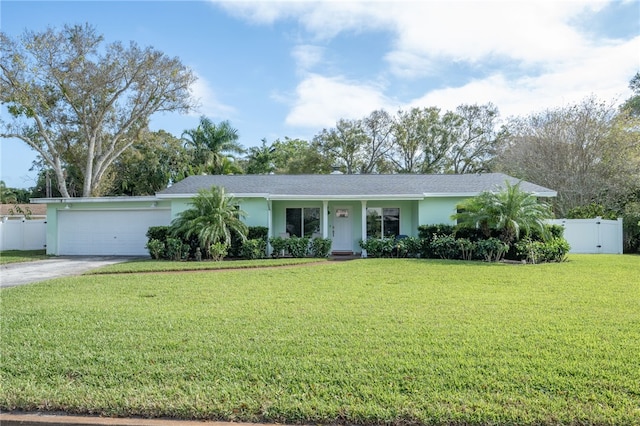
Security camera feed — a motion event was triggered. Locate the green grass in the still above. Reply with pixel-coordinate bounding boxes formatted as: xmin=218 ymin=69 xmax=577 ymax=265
xmin=0 ymin=249 xmax=48 ymax=264
xmin=1 ymin=255 xmax=639 ymax=425
xmin=88 ymin=257 xmax=326 ymax=274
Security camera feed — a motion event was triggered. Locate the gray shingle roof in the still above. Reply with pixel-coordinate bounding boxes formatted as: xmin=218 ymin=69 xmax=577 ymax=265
xmin=157 ymin=173 xmax=556 ymax=199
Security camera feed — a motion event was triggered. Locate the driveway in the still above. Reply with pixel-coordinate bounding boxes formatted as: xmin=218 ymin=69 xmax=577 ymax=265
xmin=0 ymin=256 xmax=137 ymax=288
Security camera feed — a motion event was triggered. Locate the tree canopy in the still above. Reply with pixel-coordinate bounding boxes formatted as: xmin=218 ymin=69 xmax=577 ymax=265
xmin=0 ymin=24 xmax=196 ymax=197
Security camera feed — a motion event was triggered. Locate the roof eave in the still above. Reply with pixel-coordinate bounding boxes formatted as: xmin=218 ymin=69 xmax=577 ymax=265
xmin=30 ymin=196 xmax=160 ymax=204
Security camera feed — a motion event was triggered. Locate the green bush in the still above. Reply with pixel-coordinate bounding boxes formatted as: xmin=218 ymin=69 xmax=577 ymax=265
xmin=248 ymin=226 xmax=269 ymax=241
xmin=146 ymin=226 xmax=170 ymax=242
xmin=418 ymin=224 xmax=455 ymax=240
xmin=359 ymin=238 xmax=395 ymax=258
xmin=145 ymin=239 xmax=165 ymax=260
xmin=401 ymin=236 xmax=422 ymax=258
xmin=453 ymin=226 xmax=485 ymax=241
xmin=457 ymin=238 xmax=476 ymax=261
xmin=230 ymin=226 xmax=270 ymax=258
xmin=240 ymin=239 xmax=266 ymax=260
xmin=269 ymin=237 xmax=289 ymax=258
xmin=476 ymin=238 xmax=509 ymax=262
xmin=209 ymin=242 xmax=228 ymax=261
xmin=516 ymin=237 xmax=570 ymax=263
xmin=623 ymin=212 xmax=640 ymax=253
xmin=310 ymin=238 xmax=332 ymax=258
xmin=430 ymin=234 xmax=459 ymax=259
xmin=165 ymin=238 xmax=184 ymax=261
xmin=287 ymin=236 xmax=310 ymax=258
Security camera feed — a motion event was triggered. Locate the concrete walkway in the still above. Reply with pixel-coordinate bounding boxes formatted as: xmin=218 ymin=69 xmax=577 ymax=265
xmin=0 ymin=413 xmax=267 ymax=426
xmin=0 ymin=256 xmax=137 ymax=288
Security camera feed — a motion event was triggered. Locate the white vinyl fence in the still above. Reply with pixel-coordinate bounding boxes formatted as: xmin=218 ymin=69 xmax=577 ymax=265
xmin=0 ymin=218 xmax=47 ymax=251
xmin=548 ymin=218 xmax=623 ymax=254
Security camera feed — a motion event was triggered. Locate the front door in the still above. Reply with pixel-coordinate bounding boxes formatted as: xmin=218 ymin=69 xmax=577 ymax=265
xmin=332 ymin=207 xmax=352 ymax=252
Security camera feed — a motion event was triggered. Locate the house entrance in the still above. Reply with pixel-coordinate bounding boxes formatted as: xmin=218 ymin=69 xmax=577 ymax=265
xmin=332 ymin=207 xmax=352 ymax=253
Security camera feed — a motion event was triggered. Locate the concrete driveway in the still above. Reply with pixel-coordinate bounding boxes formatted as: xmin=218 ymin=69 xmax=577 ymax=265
xmin=0 ymin=256 xmax=137 ymax=288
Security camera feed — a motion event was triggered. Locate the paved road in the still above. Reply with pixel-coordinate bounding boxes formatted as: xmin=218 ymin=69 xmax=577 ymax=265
xmin=0 ymin=256 xmax=137 ymax=288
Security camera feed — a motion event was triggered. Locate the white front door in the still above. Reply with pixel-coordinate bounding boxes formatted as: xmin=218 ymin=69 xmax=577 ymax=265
xmin=332 ymin=207 xmax=352 ymax=252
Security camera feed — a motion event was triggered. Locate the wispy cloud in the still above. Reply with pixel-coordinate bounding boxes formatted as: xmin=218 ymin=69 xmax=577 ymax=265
xmin=285 ymin=74 xmax=394 ymax=128
xmin=214 ymin=0 xmax=638 ymax=124
xmin=189 ymin=71 xmax=235 ymax=119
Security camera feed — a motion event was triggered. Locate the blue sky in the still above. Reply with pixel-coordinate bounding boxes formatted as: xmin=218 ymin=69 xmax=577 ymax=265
xmin=1 ymin=0 xmax=638 ymax=189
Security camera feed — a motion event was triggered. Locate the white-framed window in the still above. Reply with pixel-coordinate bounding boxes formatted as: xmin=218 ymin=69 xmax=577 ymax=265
xmin=366 ymin=207 xmax=400 ymax=238
xmin=286 ymin=207 xmax=320 ymax=237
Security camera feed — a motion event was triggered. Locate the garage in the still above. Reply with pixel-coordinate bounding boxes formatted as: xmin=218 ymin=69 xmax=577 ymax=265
xmin=57 ymin=209 xmax=171 ymax=256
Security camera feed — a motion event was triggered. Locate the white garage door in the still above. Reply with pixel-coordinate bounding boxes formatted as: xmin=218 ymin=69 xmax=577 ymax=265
xmin=58 ymin=209 xmax=171 ymax=255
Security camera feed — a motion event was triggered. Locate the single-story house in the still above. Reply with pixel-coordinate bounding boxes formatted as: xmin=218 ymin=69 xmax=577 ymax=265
xmin=32 ymin=173 xmax=556 ymax=256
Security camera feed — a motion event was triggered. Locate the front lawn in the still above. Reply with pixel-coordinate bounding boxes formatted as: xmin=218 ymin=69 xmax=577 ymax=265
xmin=0 ymin=249 xmax=47 ymax=265
xmin=1 ymin=255 xmax=639 ymax=425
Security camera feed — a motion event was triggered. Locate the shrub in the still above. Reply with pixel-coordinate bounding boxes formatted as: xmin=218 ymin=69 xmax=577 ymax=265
xmin=248 ymin=226 xmax=269 ymax=241
xmin=623 ymin=210 xmax=640 ymax=253
xmin=453 ymin=226 xmax=485 ymax=241
xmin=146 ymin=226 xmax=170 ymax=243
xmin=229 ymin=226 xmax=270 ymax=258
xmin=401 ymin=236 xmax=422 ymax=258
xmin=209 ymin=242 xmax=228 ymax=261
xmin=418 ymin=224 xmax=455 ymax=240
xmin=240 ymin=239 xmax=267 ymax=260
xmin=310 ymin=238 xmax=332 ymax=258
xmin=269 ymin=237 xmax=289 ymax=258
xmin=359 ymin=238 xmax=396 ymax=258
xmin=165 ymin=238 xmax=184 ymax=261
xmin=541 ymin=237 xmax=570 ymax=262
xmin=516 ymin=237 xmax=570 ymax=263
xmin=430 ymin=234 xmax=459 ymax=259
xmin=457 ymin=238 xmax=476 ymax=261
xmin=476 ymin=238 xmax=509 ymax=262
xmin=145 ymin=239 xmax=165 ymax=259
xmin=287 ymin=236 xmax=310 ymax=258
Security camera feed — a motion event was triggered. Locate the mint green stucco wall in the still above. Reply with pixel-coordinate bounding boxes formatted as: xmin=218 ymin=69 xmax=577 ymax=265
xmin=238 ymin=198 xmax=269 ymax=228
xmin=170 ymin=198 xmax=268 ymax=228
xmin=417 ymin=197 xmax=466 ymax=226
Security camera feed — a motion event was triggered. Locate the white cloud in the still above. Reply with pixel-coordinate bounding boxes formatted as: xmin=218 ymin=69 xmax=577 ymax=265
xmin=410 ymin=35 xmax=640 ymax=118
xmin=188 ymin=71 xmax=235 ymax=119
xmin=291 ymin=44 xmax=325 ymax=72
xmin=216 ymin=0 xmax=638 ymax=124
xmin=285 ymin=74 xmax=394 ymax=128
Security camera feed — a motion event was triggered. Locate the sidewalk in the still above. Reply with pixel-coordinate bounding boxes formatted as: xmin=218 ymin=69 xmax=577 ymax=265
xmin=0 ymin=413 xmax=267 ymax=426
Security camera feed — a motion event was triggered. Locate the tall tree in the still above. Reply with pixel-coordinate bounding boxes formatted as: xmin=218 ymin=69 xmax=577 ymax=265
xmin=0 ymin=24 xmax=196 ymax=197
xmin=243 ymin=138 xmax=275 ymax=175
xmin=621 ymin=71 xmax=640 ymax=117
xmin=270 ymin=137 xmax=332 ymax=174
xmin=446 ymin=103 xmax=502 ymax=174
xmin=108 ymin=130 xmax=189 ymax=196
xmin=494 ymin=97 xmax=640 ymax=216
xmin=360 ymin=109 xmax=394 ymax=173
xmin=182 ymin=117 xmax=244 ymax=175
xmin=313 ymin=118 xmax=367 ymax=174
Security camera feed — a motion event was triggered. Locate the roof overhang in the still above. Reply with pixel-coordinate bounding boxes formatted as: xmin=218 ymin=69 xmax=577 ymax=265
xmin=31 ymin=196 xmax=159 ymax=204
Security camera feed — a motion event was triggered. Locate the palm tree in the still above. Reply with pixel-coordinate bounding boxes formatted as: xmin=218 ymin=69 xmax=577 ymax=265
xmin=182 ymin=117 xmax=245 ymax=174
xmin=170 ymin=186 xmax=248 ymax=254
xmin=452 ymin=180 xmax=553 ymax=244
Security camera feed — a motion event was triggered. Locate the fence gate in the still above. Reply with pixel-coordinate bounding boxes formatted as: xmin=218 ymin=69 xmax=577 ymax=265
xmin=548 ymin=218 xmax=623 ymax=254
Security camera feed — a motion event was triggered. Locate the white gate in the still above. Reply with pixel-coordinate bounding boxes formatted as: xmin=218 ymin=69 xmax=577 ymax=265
xmin=0 ymin=218 xmax=47 ymax=251
xmin=548 ymin=218 xmax=623 ymax=254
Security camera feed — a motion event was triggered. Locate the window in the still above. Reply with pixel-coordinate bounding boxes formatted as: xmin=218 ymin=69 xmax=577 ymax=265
xmin=286 ymin=207 xmax=320 ymax=237
xmin=366 ymin=207 xmax=400 ymax=238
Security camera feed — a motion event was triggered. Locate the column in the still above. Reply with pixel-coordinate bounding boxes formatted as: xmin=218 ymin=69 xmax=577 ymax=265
xmin=361 ymin=200 xmax=367 ymax=258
